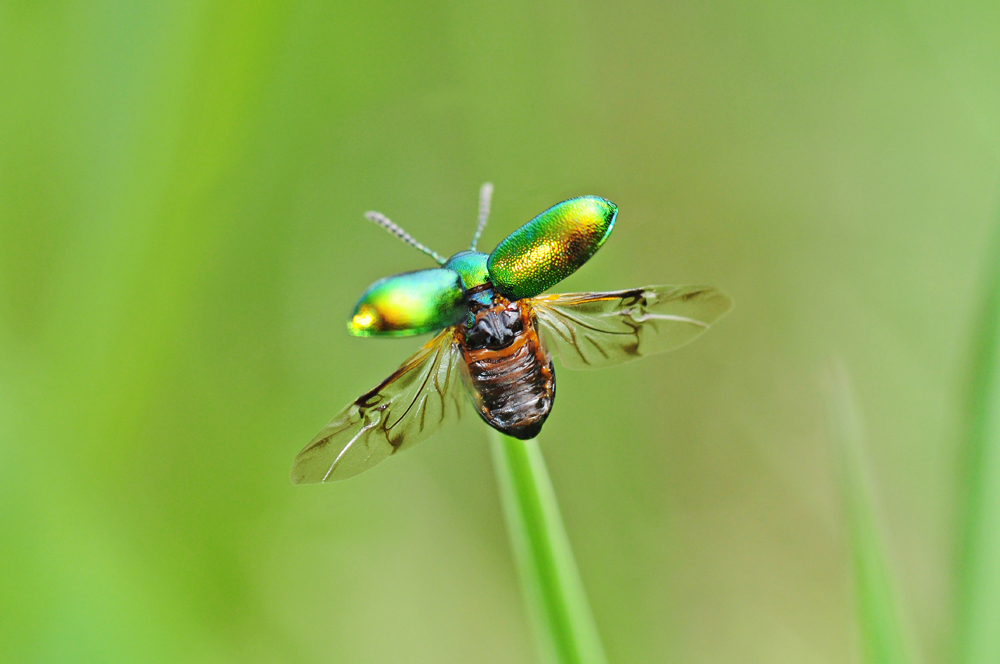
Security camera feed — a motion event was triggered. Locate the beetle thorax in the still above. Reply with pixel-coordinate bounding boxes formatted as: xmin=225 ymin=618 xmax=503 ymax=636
xmin=465 ymin=297 xmax=523 ymax=350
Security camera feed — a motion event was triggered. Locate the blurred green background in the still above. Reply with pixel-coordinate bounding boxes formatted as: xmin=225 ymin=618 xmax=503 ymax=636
xmin=3 ymin=1 xmax=1000 ymax=662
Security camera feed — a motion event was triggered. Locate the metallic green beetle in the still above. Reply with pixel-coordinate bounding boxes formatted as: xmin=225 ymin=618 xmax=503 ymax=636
xmin=292 ymin=184 xmax=733 ymax=483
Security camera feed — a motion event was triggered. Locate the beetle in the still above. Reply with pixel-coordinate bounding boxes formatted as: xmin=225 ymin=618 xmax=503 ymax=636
xmin=291 ymin=184 xmax=733 ymax=483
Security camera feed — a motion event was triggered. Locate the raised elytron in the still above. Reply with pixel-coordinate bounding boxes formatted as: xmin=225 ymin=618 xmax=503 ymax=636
xmin=291 ymin=184 xmax=733 ymax=483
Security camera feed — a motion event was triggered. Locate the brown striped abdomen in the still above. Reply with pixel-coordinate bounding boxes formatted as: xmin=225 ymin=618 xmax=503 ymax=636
xmin=459 ymin=297 xmax=555 ymax=440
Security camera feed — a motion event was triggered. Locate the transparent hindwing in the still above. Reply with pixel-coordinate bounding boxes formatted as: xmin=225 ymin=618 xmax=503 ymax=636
xmin=531 ymin=285 xmax=733 ymax=370
xmin=291 ymin=328 xmax=466 ymax=483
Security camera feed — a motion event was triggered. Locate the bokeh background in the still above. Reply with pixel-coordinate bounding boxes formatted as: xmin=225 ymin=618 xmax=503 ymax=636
xmin=3 ymin=1 xmax=1000 ymax=662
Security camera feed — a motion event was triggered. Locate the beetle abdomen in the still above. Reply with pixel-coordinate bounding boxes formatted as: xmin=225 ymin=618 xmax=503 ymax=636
xmin=460 ymin=299 xmax=555 ymax=440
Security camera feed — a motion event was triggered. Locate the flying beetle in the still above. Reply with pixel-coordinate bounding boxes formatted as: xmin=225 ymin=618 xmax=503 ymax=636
xmin=291 ymin=184 xmax=733 ymax=483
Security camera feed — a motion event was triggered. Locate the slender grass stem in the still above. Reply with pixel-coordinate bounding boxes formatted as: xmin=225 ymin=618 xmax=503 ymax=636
xmin=825 ymin=361 xmax=911 ymax=664
xmin=490 ymin=431 xmax=608 ymax=664
xmin=956 ymin=217 xmax=1000 ymax=664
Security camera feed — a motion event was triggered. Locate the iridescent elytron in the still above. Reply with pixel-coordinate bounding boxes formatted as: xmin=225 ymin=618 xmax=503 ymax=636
xmin=348 ymin=269 xmax=465 ymax=336
xmin=291 ymin=184 xmax=733 ymax=483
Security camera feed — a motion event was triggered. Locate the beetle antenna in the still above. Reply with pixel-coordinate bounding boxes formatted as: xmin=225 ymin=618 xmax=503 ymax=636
xmin=364 ymin=211 xmax=447 ymax=265
xmin=470 ymin=182 xmax=493 ymax=251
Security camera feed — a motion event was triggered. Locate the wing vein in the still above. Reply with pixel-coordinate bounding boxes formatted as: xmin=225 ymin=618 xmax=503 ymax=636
xmin=531 ymin=286 xmax=732 ymax=370
xmin=292 ymin=328 xmax=465 ymax=483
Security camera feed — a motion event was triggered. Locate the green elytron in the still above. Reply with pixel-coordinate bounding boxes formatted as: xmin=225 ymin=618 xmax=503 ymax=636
xmin=292 ymin=184 xmax=733 ymax=483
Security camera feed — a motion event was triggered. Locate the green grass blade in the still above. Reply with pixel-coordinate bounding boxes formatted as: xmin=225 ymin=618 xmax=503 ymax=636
xmin=490 ymin=431 xmax=608 ymax=664
xmin=957 ymin=222 xmax=1000 ymax=664
xmin=826 ymin=362 xmax=912 ymax=664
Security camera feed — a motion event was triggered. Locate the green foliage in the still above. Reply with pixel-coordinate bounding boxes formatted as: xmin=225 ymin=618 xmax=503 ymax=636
xmin=490 ymin=432 xmax=607 ymax=664
xmin=956 ymin=221 xmax=1000 ymax=664
xmin=826 ymin=363 xmax=911 ymax=664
